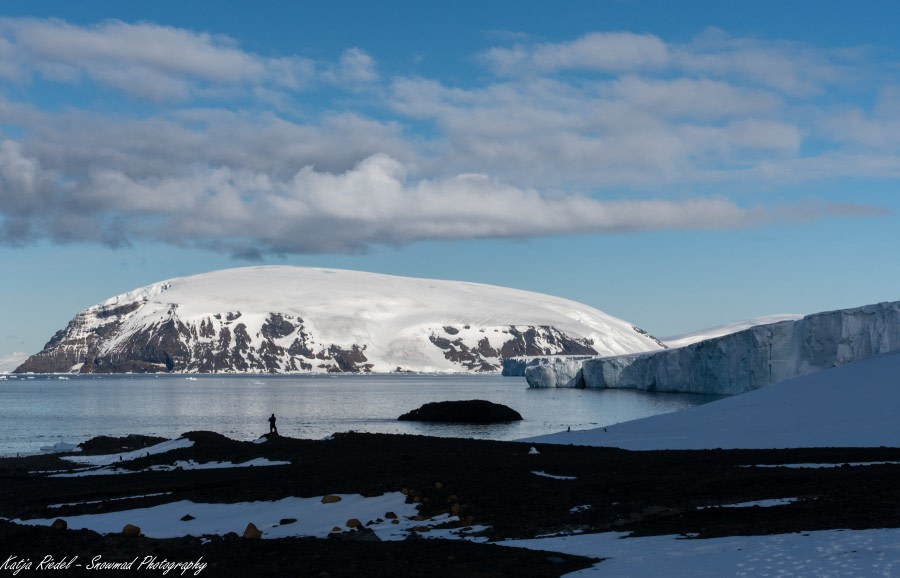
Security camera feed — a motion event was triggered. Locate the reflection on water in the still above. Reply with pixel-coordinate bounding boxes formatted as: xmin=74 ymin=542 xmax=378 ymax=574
xmin=0 ymin=373 xmax=725 ymax=455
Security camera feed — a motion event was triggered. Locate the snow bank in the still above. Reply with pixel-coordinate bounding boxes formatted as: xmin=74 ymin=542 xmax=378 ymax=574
xmin=524 ymin=351 xmax=900 ymax=450
xmin=61 ymin=437 xmax=194 ymax=466
xmin=500 ymin=527 xmax=900 ymax=577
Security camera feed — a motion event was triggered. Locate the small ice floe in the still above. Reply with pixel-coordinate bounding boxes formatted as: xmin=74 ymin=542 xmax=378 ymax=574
xmin=253 ymin=436 xmax=268 ymax=444
xmin=569 ymin=504 xmax=592 ymax=513
xmin=698 ymin=498 xmax=798 ymax=509
xmin=57 ymin=376 xmax=69 ymax=380
xmin=531 ymin=471 xmax=577 ymax=480
xmin=528 ymin=447 xmax=540 ymax=455
xmin=185 ymin=376 xmax=198 ymax=381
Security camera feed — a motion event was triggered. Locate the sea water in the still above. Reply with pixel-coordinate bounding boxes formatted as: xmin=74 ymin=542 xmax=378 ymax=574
xmin=0 ymin=373 xmax=723 ymax=456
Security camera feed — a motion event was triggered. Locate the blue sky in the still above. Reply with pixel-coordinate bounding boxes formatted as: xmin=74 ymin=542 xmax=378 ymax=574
xmin=2 ymin=1 xmax=900 ymax=359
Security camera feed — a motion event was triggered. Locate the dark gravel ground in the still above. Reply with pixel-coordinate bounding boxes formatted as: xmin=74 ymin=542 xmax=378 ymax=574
xmin=3 ymin=431 xmax=900 ymax=576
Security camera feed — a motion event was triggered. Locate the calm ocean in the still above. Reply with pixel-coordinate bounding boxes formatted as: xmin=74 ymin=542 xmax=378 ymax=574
xmin=0 ymin=373 xmax=722 ymax=456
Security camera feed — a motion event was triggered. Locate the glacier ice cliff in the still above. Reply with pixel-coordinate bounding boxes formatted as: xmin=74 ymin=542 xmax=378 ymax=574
xmin=526 ymin=301 xmax=900 ymax=394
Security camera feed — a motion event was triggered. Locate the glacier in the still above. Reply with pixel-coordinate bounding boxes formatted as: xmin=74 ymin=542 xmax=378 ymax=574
xmin=525 ymin=301 xmax=900 ymax=394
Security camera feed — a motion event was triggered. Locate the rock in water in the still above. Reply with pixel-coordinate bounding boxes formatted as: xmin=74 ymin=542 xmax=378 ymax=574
xmin=398 ymin=400 xmax=523 ymax=423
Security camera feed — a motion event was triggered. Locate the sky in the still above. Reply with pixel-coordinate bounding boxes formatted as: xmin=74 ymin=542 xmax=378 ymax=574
xmin=2 ymin=0 xmax=900 ymax=359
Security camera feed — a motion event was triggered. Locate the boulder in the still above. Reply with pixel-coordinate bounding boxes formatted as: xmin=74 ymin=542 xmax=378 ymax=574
xmin=398 ymin=400 xmax=522 ymax=423
xmin=122 ymin=524 xmax=140 ymax=538
xmin=243 ymin=523 xmax=262 ymax=539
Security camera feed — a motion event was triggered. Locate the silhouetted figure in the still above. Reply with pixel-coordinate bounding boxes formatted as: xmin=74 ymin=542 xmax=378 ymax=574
xmin=268 ymin=413 xmax=278 ymax=435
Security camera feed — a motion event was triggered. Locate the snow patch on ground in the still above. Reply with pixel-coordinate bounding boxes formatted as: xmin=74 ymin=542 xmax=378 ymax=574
xmin=500 ymin=528 xmax=900 ymax=576
xmin=14 ymin=493 xmax=468 ymax=541
xmin=61 ymin=437 xmax=194 ymax=466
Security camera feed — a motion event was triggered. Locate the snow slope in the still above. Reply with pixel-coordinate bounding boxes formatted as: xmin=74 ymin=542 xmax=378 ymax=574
xmin=661 ymin=314 xmax=803 ymax=348
xmin=524 ymin=350 xmax=900 ymax=450
xmin=16 ymin=266 xmax=664 ymax=374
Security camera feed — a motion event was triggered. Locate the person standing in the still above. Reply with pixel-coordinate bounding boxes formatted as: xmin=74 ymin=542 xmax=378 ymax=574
xmin=268 ymin=413 xmax=278 ymax=435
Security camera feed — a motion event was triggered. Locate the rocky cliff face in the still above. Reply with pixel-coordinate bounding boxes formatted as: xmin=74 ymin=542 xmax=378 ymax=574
xmin=15 ymin=266 xmax=663 ymax=374
xmin=572 ymin=301 xmax=900 ymax=394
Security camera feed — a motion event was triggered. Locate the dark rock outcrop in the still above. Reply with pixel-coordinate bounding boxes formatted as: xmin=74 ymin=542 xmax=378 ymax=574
xmin=398 ymin=400 xmax=523 ymax=423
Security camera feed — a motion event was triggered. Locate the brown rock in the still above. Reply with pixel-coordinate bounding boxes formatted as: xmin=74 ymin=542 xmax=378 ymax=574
xmin=51 ymin=519 xmax=67 ymax=531
xmin=346 ymin=518 xmax=362 ymax=529
xmin=243 ymin=523 xmax=262 ymax=539
xmin=122 ymin=524 xmax=140 ymax=538
xmin=321 ymin=494 xmax=342 ymax=504
xmin=384 ymin=511 xmax=397 ymax=519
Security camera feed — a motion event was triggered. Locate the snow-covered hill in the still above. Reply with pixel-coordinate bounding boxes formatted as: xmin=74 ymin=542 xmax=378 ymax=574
xmin=661 ymin=314 xmax=803 ymax=348
xmin=15 ymin=266 xmax=664 ymax=374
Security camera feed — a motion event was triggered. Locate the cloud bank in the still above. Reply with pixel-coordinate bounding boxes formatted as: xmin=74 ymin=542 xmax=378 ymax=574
xmin=0 ymin=19 xmax=894 ymax=256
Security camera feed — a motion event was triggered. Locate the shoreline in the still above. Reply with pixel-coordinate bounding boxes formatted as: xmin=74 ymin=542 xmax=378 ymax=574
xmin=4 ymin=430 xmax=900 ymax=575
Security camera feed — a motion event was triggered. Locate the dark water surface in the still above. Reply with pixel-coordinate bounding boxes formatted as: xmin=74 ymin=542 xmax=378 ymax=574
xmin=0 ymin=373 xmax=723 ymax=455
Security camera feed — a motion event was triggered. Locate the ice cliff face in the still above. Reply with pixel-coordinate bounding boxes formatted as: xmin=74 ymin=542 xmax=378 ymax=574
xmin=555 ymin=301 xmax=900 ymax=394
xmin=15 ymin=266 xmax=664 ymax=374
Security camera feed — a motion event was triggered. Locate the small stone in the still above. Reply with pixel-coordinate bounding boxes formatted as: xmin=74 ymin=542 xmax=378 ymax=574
xmin=391 ymin=520 xmax=399 ymax=525
xmin=122 ymin=524 xmax=140 ymax=538
xmin=243 ymin=522 xmax=262 ymax=539
xmin=546 ymin=556 xmax=566 ymax=565
xmin=384 ymin=511 xmax=397 ymax=519
xmin=450 ymin=503 xmax=461 ymax=516
xmin=331 ymin=526 xmax=342 ymax=533
xmin=346 ymin=518 xmax=362 ymax=529
xmin=321 ymin=494 xmax=342 ymax=504
xmin=435 ymin=481 xmax=443 ymax=490
xmin=180 ymin=514 xmax=195 ymax=521
xmin=223 ymin=532 xmax=239 ymax=540
xmin=50 ymin=519 xmax=67 ymax=531
xmin=279 ymin=518 xmax=297 ymax=525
